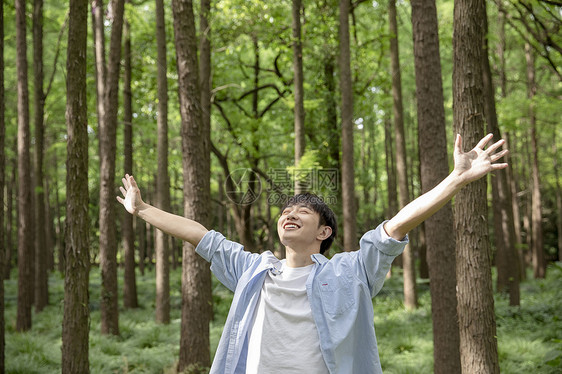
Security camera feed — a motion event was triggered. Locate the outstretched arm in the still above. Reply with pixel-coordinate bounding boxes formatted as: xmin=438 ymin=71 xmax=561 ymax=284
xmin=117 ymin=174 xmax=208 ymax=246
xmin=383 ymin=133 xmax=508 ymax=240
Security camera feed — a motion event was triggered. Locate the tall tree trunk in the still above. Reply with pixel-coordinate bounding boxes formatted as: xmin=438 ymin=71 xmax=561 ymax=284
xmin=122 ymin=2 xmax=138 ymax=309
xmin=0 ymin=0 xmax=5 ymax=368
xmin=61 ymin=0 xmax=90 ymax=369
xmin=45 ymin=180 xmax=54 ymax=272
xmin=481 ymin=5 xmax=520 ymax=306
xmin=92 ymin=0 xmax=106 ymax=142
xmin=195 ymin=0 xmax=212 ymax=327
xmin=525 ymin=43 xmax=546 ymax=279
xmin=54 ymin=149 xmax=65 ymax=274
xmin=497 ymin=13 xmax=524 ymax=278
xmin=453 ymin=0 xmax=499 ymax=371
xmin=505 ymin=134 xmax=525 ymax=280
xmin=172 ymin=0 xmax=212 ymax=370
xmin=411 ymin=0 xmax=461 ymax=370
xmin=339 ymin=0 xmax=357 ymax=251
xmin=16 ymin=0 xmax=35 ymax=332
xmin=522 ymin=138 xmax=532 ymax=266
xmin=323 ymin=54 xmax=340 ymax=170
xmin=496 ymin=9 xmax=507 ymax=98
xmin=292 ymin=0 xmax=305 ymax=193
xmin=384 ymin=115 xmax=397 ymax=219
xmin=4 ymin=159 xmax=15 ymax=280
xmin=155 ymin=0 xmax=171 ymax=324
xmin=33 ymin=0 xmax=48 ymax=313
xmin=99 ymin=0 xmax=125 ymax=335
xmin=554 ymin=135 xmax=562 ymax=262
xmin=389 ymin=0 xmax=417 ymax=308
xmin=137 ymin=213 xmax=146 ymax=275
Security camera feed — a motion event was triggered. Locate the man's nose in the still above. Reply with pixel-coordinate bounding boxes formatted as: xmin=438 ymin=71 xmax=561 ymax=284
xmin=286 ymin=209 xmax=298 ymax=220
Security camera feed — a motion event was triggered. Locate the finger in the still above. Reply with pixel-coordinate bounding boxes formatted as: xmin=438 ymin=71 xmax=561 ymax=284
xmin=475 ymin=133 xmax=493 ymax=150
xmin=491 ymin=163 xmax=508 ymax=170
xmin=491 ymin=149 xmax=509 ymax=162
xmin=120 ymin=186 xmax=127 ymax=196
xmin=117 ymin=196 xmax=124 ymax=205
xmin=129 ymin=175 xmax=138 ymax=189
xmin=485 ymin=138 xmax=506 ymax=154
xmin=122 ymin=177 xmax=129 ymax=189
xmin=454 ymin=133 xmax=462 ymax=154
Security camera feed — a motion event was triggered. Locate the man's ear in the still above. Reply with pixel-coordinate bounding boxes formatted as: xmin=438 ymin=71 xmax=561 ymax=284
xmin=317 ymin=226 xmax=332 ymax=241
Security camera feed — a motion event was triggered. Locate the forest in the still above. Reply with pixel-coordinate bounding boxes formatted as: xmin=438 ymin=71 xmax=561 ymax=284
xmin=1 ymin=0 xmax=561 ymax=373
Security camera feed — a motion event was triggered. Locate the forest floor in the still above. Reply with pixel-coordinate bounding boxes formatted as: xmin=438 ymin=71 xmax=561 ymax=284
xmin=4 ymin=261 xmax=562 ymax=373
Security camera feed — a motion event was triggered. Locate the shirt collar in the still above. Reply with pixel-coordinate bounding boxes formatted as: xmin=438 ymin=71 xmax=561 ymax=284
xmin=310 ymin=253 xmax=329 ymax=265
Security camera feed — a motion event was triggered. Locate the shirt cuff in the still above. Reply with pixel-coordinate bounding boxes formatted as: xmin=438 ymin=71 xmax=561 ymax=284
xmin=195 ymin=229 xmax=221 ymax=262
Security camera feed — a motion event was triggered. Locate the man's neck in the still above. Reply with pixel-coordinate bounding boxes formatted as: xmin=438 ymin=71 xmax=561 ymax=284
xmin=284 ymin=246 xmax=317 ymax=268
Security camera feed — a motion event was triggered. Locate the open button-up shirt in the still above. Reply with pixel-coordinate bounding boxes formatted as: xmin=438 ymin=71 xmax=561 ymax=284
xmin=195 ymin=222 xmax=408 ymax=374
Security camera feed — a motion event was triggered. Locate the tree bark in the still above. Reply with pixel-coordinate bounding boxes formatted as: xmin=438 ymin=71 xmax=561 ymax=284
xmin=154 ymin=0 xmax=171 ymax=324
xmin=92 ymin=0 xmax=106 ymax=142
xmin=384 ymin=115 xmax=397 ymax=219
xmin=339 ymin=0 xmax=357 ymax=251
xmin=554 ymin=134 xmax=562 ymax=262
xmin=292 ymin=0 xmax=305 ymax=193
xmin=323 ymin=54 xmax=340 ymax=170
xmin=411 ymin=0 xmax=461 ymax=370
xmin=61 ymin=0 xmax=90 ymax=369
xmin=122 ymin=1 xmax=138 ymax=309
xmin=481 ymin=5 xmax=520 ymax=305
xmin=16 ymin=0 xmax=35 ymax=332
xmin=54 ymin=149 xmax=65 ymax=274
xmin=525 ymin=42 xmax=546 ymax=279
xmin=99 ymin=0 xmax=125 ymax=335
xmin=497 ymin=13 xmax=524 ymax=279
xmin=4 ymin=159 xmax=15 ymax=280
xmin=172 ymin=0 xmax=212 ymax=370
xmin=33 ymin=0 xmax=48 ymax=313
xmin=389 ymin=0 xmax=417 ymax=308
xmin=0 ymin=0 xmax=5 ymax=368
xmin=453 ymin=0 xmax=499 ymax=371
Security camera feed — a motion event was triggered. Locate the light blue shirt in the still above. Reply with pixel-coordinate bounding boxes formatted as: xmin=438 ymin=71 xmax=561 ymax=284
xmin=195 ymin=222 xmax=408 ymax=374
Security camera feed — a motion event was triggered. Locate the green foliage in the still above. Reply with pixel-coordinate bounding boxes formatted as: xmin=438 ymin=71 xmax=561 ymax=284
xmin=5 ymin=263 xmax=562 ymax=373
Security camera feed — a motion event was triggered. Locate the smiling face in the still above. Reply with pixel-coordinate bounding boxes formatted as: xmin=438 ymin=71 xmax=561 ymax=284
xmin=277 ymin=204 xmax=332 ymax=254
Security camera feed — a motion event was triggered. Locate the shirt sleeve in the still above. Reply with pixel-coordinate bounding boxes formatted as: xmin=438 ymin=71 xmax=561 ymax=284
xmin=195 ymin=230 xmax=259 ymax=292
xmin=358 ymin=221 xmax=408 ymax=297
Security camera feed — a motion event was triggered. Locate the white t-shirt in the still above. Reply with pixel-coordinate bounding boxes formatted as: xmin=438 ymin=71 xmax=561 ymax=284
xmin=245 ymin=261 xmax=329 ymax=374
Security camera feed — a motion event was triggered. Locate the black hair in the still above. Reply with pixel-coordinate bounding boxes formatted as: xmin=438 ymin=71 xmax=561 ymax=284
xmin=281 ymin=193 xmax=337 ymax=254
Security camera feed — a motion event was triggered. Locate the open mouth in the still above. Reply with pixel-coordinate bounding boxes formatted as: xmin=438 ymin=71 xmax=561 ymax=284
xmin=283 ymin=223 xmax=301 ymax=230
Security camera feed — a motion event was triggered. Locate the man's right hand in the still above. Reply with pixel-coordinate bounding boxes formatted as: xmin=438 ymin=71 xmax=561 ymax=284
xmin=117 ymin=174 xmax=144 ymax=216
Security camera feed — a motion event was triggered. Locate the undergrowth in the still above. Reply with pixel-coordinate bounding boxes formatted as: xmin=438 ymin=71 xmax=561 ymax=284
xmin=4 ymin=262 xmax=561 ymax=373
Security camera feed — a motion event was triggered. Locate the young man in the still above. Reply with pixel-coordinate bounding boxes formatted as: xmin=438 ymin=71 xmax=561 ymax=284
xmin=117 ymin=134 xmax=508 ymax=373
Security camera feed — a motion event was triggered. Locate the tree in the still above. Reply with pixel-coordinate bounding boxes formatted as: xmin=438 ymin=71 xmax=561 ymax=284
xmin=99 ymin=0 xmax=125 ymax=335
xmin=525 ymin=42 xmax=546 ymax=279
xmin=171 ymin=0 xmax=212 ymax=370
xmin=481 ymin=4 xmax=520 ymax=305
xmin=16 ymin=0 xmax=35 ymax=332
xmin=453 ymin=0 xmax=499 ymax=371
xmin=122 ymin=0 xmax=138 ymax=309
xmin=554 ymin=134 xmax=562 ymax=262
xmin=61 ymin=0 xmax=90 ymax=369
xmin=292 ymin=0 xmax=305 ymax=193
xmin=92 ymin=0 xmax=106 ymax=140
xmin=411 ymin=0 xmax=461 ymax=369
xmin=155 ymin=0 xmax=171 ymax=324
xmin=339 ymin=0 xmax=357 ymax=251
xmin=0 ymin=0 xmax=5 ymax=369
xmin=389 ymin=0 xmax=416 ymax=308
xmin=33 ymin=0 xmax=49 ymax=313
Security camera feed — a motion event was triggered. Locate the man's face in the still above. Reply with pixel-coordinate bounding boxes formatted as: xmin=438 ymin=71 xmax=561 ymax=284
xmin=277 ymin=204 xmax=327 ymax=251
